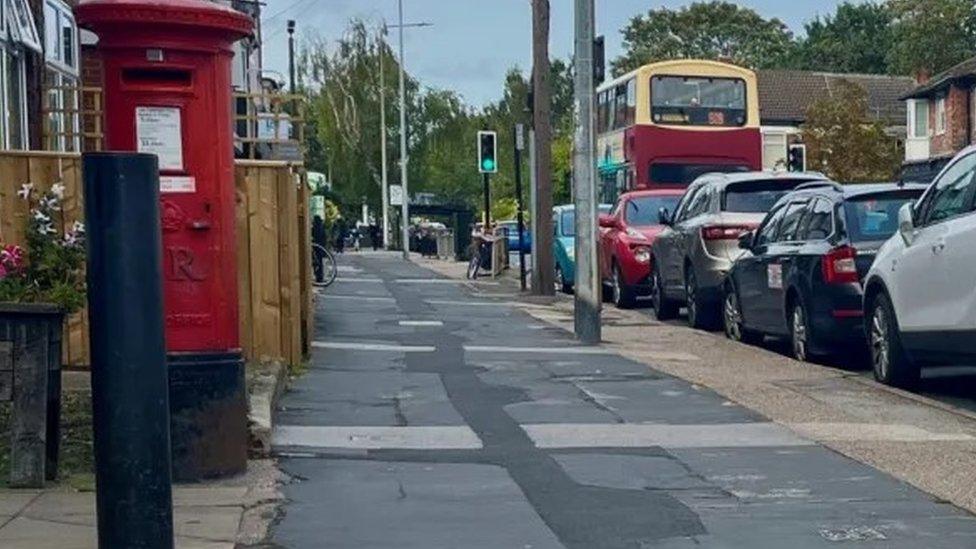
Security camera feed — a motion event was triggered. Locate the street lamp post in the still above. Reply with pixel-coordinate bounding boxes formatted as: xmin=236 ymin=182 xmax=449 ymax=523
xmin=379 ymin=25 xmax=390 ymax=249
xmin=391 ymin=1 xmax=431 ymax=260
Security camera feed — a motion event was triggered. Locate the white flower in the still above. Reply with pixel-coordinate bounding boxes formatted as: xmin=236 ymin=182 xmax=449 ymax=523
xmin=33 ymin=210 xmax=50 ymax=223
xmin=51 ymin=183 xmax=65 ymax=200
xmin=17 ymin=183 xmax=33 ymax=199
xmin=64 ymin=232 xmax=78 ymax=246
xmin=41 ymin=223 xmax=55 ymax=236
xmin=72 ymin=221 xmax=85 ymax=234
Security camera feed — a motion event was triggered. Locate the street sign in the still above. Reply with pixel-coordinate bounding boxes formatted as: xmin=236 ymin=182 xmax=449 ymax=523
xmin=478 ymin=131 xmax=498 ymax=173
xmin=390 ymin=184 xmax=404 ymax=206
xmin=515 ymin=124 xmax=525 ymax=151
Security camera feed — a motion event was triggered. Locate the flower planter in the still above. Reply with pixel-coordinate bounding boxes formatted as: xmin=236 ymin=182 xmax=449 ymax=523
xmin=0 ymin=302 xmax=64 ymax=488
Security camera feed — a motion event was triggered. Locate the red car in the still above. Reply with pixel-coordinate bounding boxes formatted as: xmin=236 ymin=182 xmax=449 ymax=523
xmin=599 ymin=189 xmax=684 ymax=308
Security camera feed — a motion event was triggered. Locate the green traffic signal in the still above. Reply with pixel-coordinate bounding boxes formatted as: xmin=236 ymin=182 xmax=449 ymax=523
xmin=481 ymin=158 xmax=496 ymax=171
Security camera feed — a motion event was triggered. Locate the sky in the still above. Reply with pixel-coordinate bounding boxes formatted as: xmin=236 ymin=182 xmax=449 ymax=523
xmin=260 ymin=0 xmax=862 ymax=107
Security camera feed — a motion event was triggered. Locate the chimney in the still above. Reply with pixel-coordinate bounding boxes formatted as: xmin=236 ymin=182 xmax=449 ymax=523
xmin=915 ymin=68 xmax=931 ymax=85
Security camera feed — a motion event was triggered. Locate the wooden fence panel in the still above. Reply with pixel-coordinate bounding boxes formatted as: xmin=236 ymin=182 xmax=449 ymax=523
xmin=1 ymin=153 xmax=310 ymax=367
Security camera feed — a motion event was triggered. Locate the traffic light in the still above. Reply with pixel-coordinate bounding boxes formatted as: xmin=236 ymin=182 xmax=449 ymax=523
xmin=593 ymin=35 xmax=606 ymax=84
xmin=478 ymin=131 xmax=498 ymax=173
xmin=788 ymin=144 xmax=806 ymax=172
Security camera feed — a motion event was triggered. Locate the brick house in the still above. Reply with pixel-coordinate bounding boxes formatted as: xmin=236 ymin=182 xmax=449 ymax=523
xmin=757 ymin=69 xmax=915 ymax=172
xmin=901 ymin=57 xmax=976 ymax=183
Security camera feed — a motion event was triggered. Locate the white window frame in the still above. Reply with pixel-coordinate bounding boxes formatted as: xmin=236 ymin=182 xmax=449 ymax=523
xmin=6 ymin=0 xmax=41 ymax=53
xmin=909 ymin=99 xmax=929 ymax=139
xmin=42 ymin=0 xmax=77 ymax=74
xmin=1 ymin=48 xmax=28 ymax=150
xmin=935 ymin=96 xmax=947 ymax=135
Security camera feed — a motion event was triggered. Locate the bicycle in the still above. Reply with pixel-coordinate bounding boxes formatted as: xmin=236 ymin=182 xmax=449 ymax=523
xmin=466 ymin=236 xmax=490 ymax=280
xmin=312 ymin=243 xmax=338 ymax=288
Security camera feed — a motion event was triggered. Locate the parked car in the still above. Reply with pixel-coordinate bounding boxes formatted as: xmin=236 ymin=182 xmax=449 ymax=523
xmin=863 ymin=147 xmax=976 ymax=388
xmin=553 ymin=203 xmax=612 ymax=293
xmin=598 ymin=189 xmax=684 ymax=308
xmin=651 ymin=171 xmax=828 ymax=329
xmin=498 ymin=220 xmax=531 ymax=253
xmin=723 ymin=181 xmax=927 ymax=361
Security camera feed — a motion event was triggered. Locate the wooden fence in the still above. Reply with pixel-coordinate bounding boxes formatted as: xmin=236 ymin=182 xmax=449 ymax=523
xmin=0 ymin=152 xmax=311 ymax=367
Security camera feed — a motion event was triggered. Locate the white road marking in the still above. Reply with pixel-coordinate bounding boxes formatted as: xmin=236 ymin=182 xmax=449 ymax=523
xmin=318 ymin=295 xmax=396 ymax=303
xmin=523 ymin=423 xmax=814 ymax=449
xmin=312 ymin=341 xmax=436 ymax=353
xmin=398 ymin=320 xmax=444 ymax=327
xmin=787 ymin=422 xmax=974 ymax=442
xmin=334 ymin=277 xmax=384 ymax=283
xmin=464 ymin=345 xmax=615 ymax=355
xmin=396 ymin=278 xmax=499 ymax=285
xmin=336 ymin=266 xmax=363 ymax=273
xmin=273 ymin=425 xmax=483 ymax=449
xmin=426 ymin=299 xmax=550 ymax=309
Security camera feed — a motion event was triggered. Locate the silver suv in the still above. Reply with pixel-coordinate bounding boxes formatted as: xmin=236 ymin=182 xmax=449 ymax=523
xmin=651 ymin=171 xmax=828 ymax=329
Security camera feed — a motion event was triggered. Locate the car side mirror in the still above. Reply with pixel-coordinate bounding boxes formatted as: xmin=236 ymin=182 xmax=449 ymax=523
xmin=598 ymin=213 xmax=617 ymax=229
xmin=738 ymin=230 xmax=755 ymax=251
xmin=658 ymin=207 xmax=672 ymax=226
xmin=898 ymin=202 xmax=915 ymax=246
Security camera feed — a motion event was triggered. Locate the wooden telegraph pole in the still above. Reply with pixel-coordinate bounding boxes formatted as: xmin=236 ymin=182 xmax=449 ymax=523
xmin=531 ymin=0 xmax=554 ymax=295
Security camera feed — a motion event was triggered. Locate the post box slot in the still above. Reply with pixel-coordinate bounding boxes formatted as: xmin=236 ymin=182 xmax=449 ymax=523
xmin=122 ymin=68 xmax=193 ymax=88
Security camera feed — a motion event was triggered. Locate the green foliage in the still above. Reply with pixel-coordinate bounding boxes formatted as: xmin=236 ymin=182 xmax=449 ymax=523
xmin=801 ymin=80 xmax=902 ymax=183
xmin=887 ymin=0 xmax=976 ymax=76
xmin=612 ymin=1 xmax=795 ymax=75
xmin=790 ymin=2 xmax=895 ymax=74
xmin=0 ymin=184 xmax=86 ymax=313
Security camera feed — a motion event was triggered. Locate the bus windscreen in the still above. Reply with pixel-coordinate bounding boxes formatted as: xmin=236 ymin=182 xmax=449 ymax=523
xmin=651 ymin=76 xmax=747 ymax=127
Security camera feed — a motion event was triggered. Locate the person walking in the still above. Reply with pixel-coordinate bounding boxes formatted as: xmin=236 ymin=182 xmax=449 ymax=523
xmin=334 ymin=218 xmax=346 ymax=254
xmin=312 ymin=215 xmax=327 ymax=283
xmin=370 ymin=224 xmax=380 ymax=251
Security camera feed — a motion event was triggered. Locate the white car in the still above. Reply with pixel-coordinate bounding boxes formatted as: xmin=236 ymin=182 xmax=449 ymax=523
xmin=863 ymin=147 xmax=976 ymax=388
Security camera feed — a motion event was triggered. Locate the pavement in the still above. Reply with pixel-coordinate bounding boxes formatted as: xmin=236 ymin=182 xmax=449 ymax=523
xmin=0 ymin=460 xmax=282 ymax=548
xmin=268 ymin=251 xmax=976 ymax=548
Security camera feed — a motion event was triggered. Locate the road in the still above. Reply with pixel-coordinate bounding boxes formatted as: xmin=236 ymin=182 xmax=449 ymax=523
xmin=269 ymin=253 xmax=976 ymax=548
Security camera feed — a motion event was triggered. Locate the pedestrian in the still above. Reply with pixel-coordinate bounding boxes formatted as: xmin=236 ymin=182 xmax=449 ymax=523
xmin=370 ymin=224 xmax=380 ymax=251
xmin=312 ymin=215 xmax=327 ymax=283
xmin=334 ymin=219 xmax=346 ymax=254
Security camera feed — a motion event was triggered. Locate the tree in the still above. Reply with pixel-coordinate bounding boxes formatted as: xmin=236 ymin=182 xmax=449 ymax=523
xmin=801 ymin=80 xmax=902 ymax=183
xmin=887 ymin=0 xmax=976 ymax=76
xmin=791 ymin=2 xmax=895 ymax=74
xmin=612 ymin=1 xmax=795 ymax=75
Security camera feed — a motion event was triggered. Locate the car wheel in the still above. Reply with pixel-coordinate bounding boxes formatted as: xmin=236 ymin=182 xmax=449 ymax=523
xmin=788 ymin=300 xmax=811 ymax=362
xmin=869 ymin=293 xmax=919 ymax=388
xmin=612 ymin=264 xmax=636 ymax=309
xmin=685 ymin=267 xmax=719 ymax=330
xmin=723 ymin=284 xmax=763 ymax=345
xmin=651 ymin=262 xmax=679 ymax=320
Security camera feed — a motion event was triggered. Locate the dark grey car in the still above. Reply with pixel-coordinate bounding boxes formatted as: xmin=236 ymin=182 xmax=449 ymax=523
xmin=650 ymin=171 xmax=827 ymax=329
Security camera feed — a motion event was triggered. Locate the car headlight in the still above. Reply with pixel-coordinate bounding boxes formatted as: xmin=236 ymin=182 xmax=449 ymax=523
xmin=625 ymin=227 xmax=648 ymax=241
xmin=566 ymin=247 xmax=575 ymax=260
xmin=633 ymin=246 xmax=651 ymax=264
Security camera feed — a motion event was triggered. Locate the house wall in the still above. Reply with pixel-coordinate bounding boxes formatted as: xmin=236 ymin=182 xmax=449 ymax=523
xmin=929 ymin=84 xmax=971 ymax=157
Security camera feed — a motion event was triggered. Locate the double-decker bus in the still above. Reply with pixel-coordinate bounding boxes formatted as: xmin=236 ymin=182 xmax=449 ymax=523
xmin=596 ymin=59 xmax=762 ymax=203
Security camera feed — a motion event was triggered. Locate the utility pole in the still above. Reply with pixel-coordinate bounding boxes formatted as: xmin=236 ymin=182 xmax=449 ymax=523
xmin=378 ymin=25 xmax=390 ymax=249
xmin=397 ymin=0 xmax=409 ymax=260
xmin=573 ymin=0 xmax=600 ymax=344
xmin=514 ymin=124 xmax=527 ymax=291
xmin=390 ymin=2 xmax=432 ymax=259
xmin=531 ymin=0 xmax=554 ymax=295
xmin=287 ymin=20 xmax=296 ymax=93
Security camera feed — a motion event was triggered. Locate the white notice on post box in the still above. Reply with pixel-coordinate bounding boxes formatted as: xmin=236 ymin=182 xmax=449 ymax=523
xmin=136 ymin=106 xmax=184 ymax=171
xmin=160 ymin=176 xmax=196 ymax=194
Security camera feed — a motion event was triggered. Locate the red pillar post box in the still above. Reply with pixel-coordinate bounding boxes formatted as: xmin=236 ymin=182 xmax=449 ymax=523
xmin=76 ymin=0 xmax=253 ymax=480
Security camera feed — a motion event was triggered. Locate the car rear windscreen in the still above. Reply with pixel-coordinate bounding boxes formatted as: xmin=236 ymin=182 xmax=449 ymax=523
xmin=844 ymin=193 xmax=921 ymax=243
xmin=561 ymin=205 xmax=613 ymax=237
xmin=650 ymin=163 xmax=750 ymax=186
xmin=625 ymin=196 xmax=682 ymax=225
xmin=722 ymin=179 xmax=812 ymax=213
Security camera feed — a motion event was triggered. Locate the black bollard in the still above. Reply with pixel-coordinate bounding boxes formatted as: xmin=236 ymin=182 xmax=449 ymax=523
xmin=83 ymin=152 xmax=174 ymax=549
